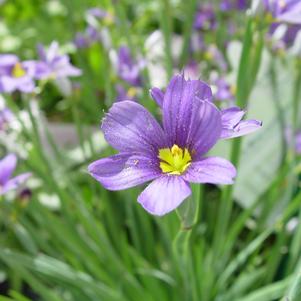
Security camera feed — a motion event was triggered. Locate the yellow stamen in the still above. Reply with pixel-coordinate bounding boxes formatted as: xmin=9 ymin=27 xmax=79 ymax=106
xmin=11 ymin=62 xmax=26 ymax=78
xmin=265 ymin=12 xmax=276 ymax=24
xmin=230 ymin=85 xmax=237 ymax=95
xmin=127 ymin=87 xmax=137 ymax=98
xmin=158 ymin=144 xmax=192 ymax=175
xmin=204 ymin=51 xmax=213 ymax=61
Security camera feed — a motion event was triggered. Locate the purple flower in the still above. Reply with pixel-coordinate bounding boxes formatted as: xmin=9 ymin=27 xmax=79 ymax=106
xmin=0 ymin=154 xmax=31 ymax=196
xmin=204 ymin=45 xmax=228 ymax=72
xmin=117 ymin=46 xmax=145 ymax=87
xmin=0 ymin=54 xmax=38 ymax=93
xmin=221 ymin=0 xmax=248 ymax=11
xmin=295 ymin=132 xmax=301 ymax=154
xmin=264 ymin=0 xmax=301 ymax=24
xmin=194 ymin=4 xmax=217 ymax=31
xmin=0 ymin=107 xmax=14 ymax=131
xmin=86 ymin=7 xmax=115 ymax=24
xmin=89 ymin=75 xmax=262 ymax=216
xmin=74 ymin=26 xmax=101 ymax=49
xmin=150 ymin=80 xmax=261 ymax=140
xmin=268 ymin=23 xmax=301 ymax=51
xmin=211 ymin=76 xmax=235 ymax=102
xmin=183 ymin=60 xmax=200 ymax=80
xmin=115 ymin=84 xmax=138 ymax=102
xmin=74 ymin=32 xmax=90 ymax=49
xmin=87 ymin=7 xmax=108 ymax=19
xmin=36 ymin=42 xmax=82 ymax=80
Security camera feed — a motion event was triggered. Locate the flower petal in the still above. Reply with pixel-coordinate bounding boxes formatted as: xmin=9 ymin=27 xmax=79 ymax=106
xmin=138 ymin=176 xmax=191 ymax=216
xmin=221 ymin=107 xmax=246 ymax=127
xmin=0 ymin=75 xmax=35 ymax=93
xmin=0 ymin=54 xmax=18 ymax=67
xmin=221 ymin=119 xmax=262 ymax=139
xmin=183 ymin=157 xmax=236 ymax=185
xmin=279 ymin=2 xmax=301 ymax=24
xmin=1 ymin=173 xmax=31 ymax=195
xmin=101 ymin=100 xmax=167 ymax=156
xmin=0 ymin=154 xmax=17 ymax=185
xmin=220 ymin=107 xmax=262 ymax=139
xmin=162 ymin=74 xmax=213 ymax=147
xmin=0 ymin=76 xmax=17 ymax=93
xmin=88 ymin=153 xmax=160 ymax=191
xmin=150 ymin=87 xmax=164 ymax=107
xmin=15 ymin=76 xmax=36 ymax=93
xmin=187 ymin=99 xmax=222 ymax=158
xmin=191 ymin=79 xmax=213 ymax=102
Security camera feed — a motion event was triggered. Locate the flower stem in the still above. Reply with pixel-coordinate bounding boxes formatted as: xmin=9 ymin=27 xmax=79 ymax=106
xmin=179 ymin=0 xmax=198 ymax=68
xmin=285 ymin=61 xmax=301 ymax=273
xmin=213 ymin=17 xmax=264 ymax=260
xmin=160 ymin=0 xmax=173 ymax=78
xmin=173 ymin=184 xmax=203 ymax=300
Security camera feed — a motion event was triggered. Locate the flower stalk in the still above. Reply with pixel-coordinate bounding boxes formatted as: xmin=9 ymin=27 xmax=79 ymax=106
xmin=213 ymin=17 xmax=265 ymax=259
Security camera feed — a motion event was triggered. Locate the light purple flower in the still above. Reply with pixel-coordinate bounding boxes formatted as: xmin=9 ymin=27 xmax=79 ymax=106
xmin=268 ymin=23 xmax=301 ymax=52
xmin=194 ymin=4 xmax=217 ymax=31
xmin=0 ymin=154 xmax=31 ymax=196
xmin=211 ymin=76 xmax=235 ymax=102
xmin=205 ymin=45 xmax=228 ymax=72
xmin=36 ymin=41 xmax=82 ymax=80
xmin=74 ymin=32 xmax=90 ymax=49
xmin=87 ymin=8 xmax=108 ymax=19
xmin=115 ymin=84 xmax=137 ymax=102
xmin=264 ymin=0 xmax=301 ymax=24
xmin=74 ymin=26 xmax=101 ymax=49
xmin=0 ymin=54 xmax=38 ymax=93
xmin=221 ymin=0 xmax=248 ymax=11
xmin=0 ymin=107 xmax=14 ymax=131
xmin=295 ymin=132 xmax=301 ymax=154
xmin=89 ymin=75 xmax=262 ymax=216
xmin=117 ymin=46 xmax=145 ymax=87
xmin=183 ymin=60 xmax=200 ymax=80
xmin=86 ymin=7 xmax=115 ymax=24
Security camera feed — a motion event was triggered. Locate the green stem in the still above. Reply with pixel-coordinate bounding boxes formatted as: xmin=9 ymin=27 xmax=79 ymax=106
xmin=286 ymin=62 xmax=301 ymax=273
xmin=70 ymin=97 xmax=87 ymax=159
xmin=173 ymin=184 xmax=203 ymax=300
xmin=179 ymin=0 xmax=198 ymax=68
xmin=213 ymin=18 xmax=266 ymax=263
xmin=269 ymin=58 xmax=287 ymax=162
xmin=160 ymin=0 xmax=173 ymax=78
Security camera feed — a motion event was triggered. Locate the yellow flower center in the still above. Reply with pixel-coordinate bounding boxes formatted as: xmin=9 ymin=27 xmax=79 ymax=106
xmin=204 ymin=51 xmax=213 ymax=61
xmin=11 ymin=62 xmax=26 ymax=78
xmin=158 ymin=144 xmax=192 ymax=175
xmin=230 ymin=85 xmax=237 ymax=95
xmin=265 ymin=12 xmax=276 ymax=24
xmin=127 ymin=87 xmax=137 ymax=98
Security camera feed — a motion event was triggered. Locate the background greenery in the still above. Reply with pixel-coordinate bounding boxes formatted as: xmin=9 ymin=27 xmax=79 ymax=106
xmin=1 ymin=0 xmax=301 ymax=300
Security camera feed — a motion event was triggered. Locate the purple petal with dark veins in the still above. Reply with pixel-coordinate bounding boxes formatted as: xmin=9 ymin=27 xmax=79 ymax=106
xmin=183 ymin=156 xmax=236 ymax=184
xmin=101 ymin=100 xmax=167 ymax=156
xmin=162 ymin=74 xmax=214 ymax=147
xmin=186 ymin=99 xmax=222 ymax=159
xmin=138 ymin=175 xmax=191 ymax=216
xmin=88 ymin=153 xmax=160 ymax=191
